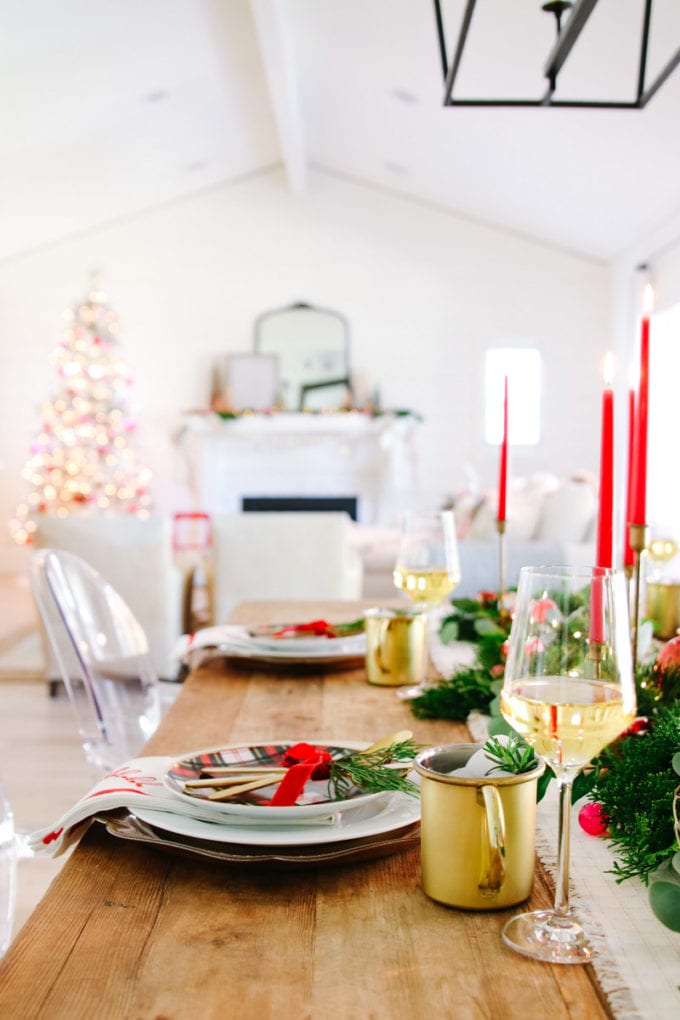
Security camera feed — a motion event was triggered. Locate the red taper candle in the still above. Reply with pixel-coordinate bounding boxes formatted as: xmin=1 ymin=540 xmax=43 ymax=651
xmin=497 ymin=375 xmax=509 ymax=521
xmin=595 ymin=361 xmax=614 ymax=569
xmin=630 ymin=285 xmax=653 ymax=524
xmin=624 ymin=385 xmax=636 ymax=567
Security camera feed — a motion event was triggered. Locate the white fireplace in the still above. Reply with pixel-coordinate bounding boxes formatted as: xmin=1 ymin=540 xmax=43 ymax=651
xmin=177 ymin=411 xmax=419 ymax=525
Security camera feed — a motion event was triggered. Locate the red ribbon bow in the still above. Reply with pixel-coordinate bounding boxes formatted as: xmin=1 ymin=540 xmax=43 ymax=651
xmin=272 ymin=619 xmax=334 ymax=638
xmin=269 ymin=742 xmax=332 ymax=807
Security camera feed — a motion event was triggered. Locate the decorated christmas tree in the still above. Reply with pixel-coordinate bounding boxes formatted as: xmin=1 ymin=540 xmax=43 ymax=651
xmin=10 ymin=281 xmax=153 ymax=544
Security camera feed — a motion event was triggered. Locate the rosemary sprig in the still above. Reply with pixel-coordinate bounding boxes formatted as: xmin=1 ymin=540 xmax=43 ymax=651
xmin=483 ymin=734 xmax=538 ymax=775
xmin=328 ymin=738 xmax=422 ymax=800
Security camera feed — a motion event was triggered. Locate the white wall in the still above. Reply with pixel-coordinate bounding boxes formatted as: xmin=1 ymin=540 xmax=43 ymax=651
xmin=0 ymin=166 xmax=610 ymax=569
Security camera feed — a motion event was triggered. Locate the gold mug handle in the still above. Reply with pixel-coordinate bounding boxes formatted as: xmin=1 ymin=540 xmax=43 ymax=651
xmin=477 ymin=784 xmax=506 ymax=896
xmin=374 ymin=619 xmax=392 ymax=676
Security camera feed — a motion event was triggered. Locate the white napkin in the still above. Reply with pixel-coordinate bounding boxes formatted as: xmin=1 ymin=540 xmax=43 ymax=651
xmin=28 ymin=756 xmax=256 ymax=858
xmin=447 ymin=735 xmax=516 ymax=778
xmin=173 ymin=625 xmax=253 ymax=663
xmin=28 ymin=755 xmax=335 ymax=859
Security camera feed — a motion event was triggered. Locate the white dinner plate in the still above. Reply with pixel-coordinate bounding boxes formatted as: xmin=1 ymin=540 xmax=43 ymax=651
xmin=135 ymin=788 xmax=420 ymax=847
xmin=163 ymin=741 xmax=389 ymax=820
xmin=245 ymin=632 xmax=365 ymax=655
xmin=221 ymin=635 xmax=365 ymax=664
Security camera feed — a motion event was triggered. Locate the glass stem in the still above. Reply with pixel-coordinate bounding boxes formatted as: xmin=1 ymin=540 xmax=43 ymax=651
xmin=554 ymin=774 xmax=574 ymax=918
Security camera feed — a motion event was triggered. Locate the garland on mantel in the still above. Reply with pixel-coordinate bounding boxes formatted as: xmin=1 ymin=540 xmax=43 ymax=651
xmin=410 ymin=593 xmax=680 ymax=932
xmin=212 ymin=407 xmax=421 ymax=421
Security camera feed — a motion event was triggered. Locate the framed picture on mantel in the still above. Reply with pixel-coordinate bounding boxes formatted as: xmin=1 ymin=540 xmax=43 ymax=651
xmin=218 ymin=353 xmax=279 ymax=412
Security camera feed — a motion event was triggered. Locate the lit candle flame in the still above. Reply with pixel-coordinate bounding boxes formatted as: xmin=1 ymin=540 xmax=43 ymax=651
xmin=603 ymin=351 xmax=614 ymax=387
xmin=643 ymin=282 xmax=655 ymax=315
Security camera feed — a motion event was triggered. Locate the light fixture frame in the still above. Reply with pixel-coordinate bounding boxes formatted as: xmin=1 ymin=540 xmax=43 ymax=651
xmin=433 ymin=0 xmax=680 ymax=109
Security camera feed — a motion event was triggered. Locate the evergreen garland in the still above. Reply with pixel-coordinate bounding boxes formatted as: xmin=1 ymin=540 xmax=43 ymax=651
xmin=586 ymin=701 xmax=680 ymax=884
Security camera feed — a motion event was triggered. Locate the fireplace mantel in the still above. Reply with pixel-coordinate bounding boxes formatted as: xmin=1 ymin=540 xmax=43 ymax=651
xmin=177 ymin=411 xmax=419 ymax=525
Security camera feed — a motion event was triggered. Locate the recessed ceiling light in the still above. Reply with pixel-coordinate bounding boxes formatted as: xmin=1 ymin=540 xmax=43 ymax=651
xmin=143 ymin=89 xmax=168 ymax=103
xmin=391 ymin=88 xmax=420 ymax=105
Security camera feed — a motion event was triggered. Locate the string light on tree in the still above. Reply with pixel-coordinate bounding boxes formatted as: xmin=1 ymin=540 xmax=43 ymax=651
xmin=10 ymin=280 xmax=153 ymax=544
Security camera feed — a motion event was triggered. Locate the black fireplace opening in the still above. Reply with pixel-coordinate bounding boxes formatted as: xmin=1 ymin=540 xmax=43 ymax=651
xmin=242 ymin=496 xmax=358 ymax=521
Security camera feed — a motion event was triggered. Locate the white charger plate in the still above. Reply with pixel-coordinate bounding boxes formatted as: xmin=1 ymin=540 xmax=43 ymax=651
xmin=135 ymin=789 xmax=420 ymax=847
xmin=164 ymin=740 xmax=393 ymax=820
xmin=184 ymin=624 xmax=365 ymax=665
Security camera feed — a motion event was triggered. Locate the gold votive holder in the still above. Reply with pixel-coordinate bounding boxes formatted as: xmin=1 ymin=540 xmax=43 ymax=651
xmin=364 ymin=606 xmax=429 ymax=687
xmin=645 ymin=579 xmax=680 ymax=640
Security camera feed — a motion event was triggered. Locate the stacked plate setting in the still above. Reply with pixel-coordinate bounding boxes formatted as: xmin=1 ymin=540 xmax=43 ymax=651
xmin=110 ymin=740 xmax=421 ymax=867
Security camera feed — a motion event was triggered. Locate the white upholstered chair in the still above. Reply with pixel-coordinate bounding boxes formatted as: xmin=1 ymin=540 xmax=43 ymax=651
xmin=31 ymin=515 xmax=184 ymax=679
xmin=210 ymin=512 xmax=363 ymax=624
xmin=30 ymin=549 xmax=162 ymax=777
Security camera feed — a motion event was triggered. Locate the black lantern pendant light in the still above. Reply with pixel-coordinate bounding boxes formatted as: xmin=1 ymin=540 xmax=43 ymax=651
xmin=433 ymin=0 xmax=680 ymax=109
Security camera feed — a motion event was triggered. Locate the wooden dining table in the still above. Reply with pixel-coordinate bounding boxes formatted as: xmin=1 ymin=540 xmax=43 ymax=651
xmin=0 ymin=601 xmax=615 ymax=1019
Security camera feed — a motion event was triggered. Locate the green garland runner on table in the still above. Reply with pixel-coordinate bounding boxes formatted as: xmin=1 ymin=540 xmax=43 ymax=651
xmin=410 ymin=595 xmax=509 ymax=723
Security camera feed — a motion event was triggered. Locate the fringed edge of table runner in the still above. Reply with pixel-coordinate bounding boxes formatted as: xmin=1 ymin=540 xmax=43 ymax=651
xmin=467 ymin=711 xmax=642 ymax=1019
xmin=533 ymin=817 xmax=642 ymax=1020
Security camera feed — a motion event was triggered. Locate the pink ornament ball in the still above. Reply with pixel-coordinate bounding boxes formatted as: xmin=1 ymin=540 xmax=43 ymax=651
xmin=578 ymin=802 xmax=609 ymax=837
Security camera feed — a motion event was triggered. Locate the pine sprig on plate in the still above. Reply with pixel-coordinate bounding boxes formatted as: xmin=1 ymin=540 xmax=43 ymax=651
xmin=328 ymin=738 xmax=421 ymax=800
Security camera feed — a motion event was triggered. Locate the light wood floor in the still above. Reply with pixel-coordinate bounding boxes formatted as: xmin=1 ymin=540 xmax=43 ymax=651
xmin=0 ymin=570 xmax=179 ymax=946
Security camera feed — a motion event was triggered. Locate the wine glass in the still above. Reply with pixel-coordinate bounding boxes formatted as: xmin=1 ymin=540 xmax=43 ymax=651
xmin=393 ymin=510 xmax=461 ymax=697
xmin=500 ymin=564 xmax=636 ymax=964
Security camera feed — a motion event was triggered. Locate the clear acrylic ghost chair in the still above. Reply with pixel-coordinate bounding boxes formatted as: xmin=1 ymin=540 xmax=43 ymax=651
xmin=0 ymin=777 xmax=17 ymax=957
xmin=30 ymin=549 xmax=162 ymax=778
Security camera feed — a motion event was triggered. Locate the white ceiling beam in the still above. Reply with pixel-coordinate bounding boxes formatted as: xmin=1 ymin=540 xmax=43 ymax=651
xmin=250 ymin=0 xmax=307 ymax=193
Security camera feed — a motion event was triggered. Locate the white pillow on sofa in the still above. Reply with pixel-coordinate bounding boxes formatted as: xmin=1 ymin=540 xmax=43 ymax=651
xmin=468 ymin=474 xmax=558 ymax=542
xmin=533 ymin=481 xmax=597 ymax=543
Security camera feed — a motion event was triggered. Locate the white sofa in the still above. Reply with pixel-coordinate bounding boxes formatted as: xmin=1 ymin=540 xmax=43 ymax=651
xmin=352 ymin=475 xmax=598 ymax=601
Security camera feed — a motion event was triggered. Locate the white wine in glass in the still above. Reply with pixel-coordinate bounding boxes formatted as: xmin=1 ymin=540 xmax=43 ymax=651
xmin=393 ymin=510 xmax=461 ymax=606
xmin=500 ymin=565 xmax=636 ymax=964
xmin=393 ymin=510 xmax=461 ymax=697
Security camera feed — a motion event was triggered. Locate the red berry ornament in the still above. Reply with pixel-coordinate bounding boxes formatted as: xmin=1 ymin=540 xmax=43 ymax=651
xmin=578 ymin=802 xmax=609 ymax=837
xmin=656 ymin=635 xmax=680 ymax=670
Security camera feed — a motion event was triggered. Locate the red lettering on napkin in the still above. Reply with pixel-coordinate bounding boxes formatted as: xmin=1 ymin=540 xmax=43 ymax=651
xmin=42 ymin=828 xmax=64 ymax=845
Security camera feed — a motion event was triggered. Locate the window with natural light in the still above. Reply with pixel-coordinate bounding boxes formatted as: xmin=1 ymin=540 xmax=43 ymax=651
xmin=484 ymin=348 xmax=541 ymax=445
xmin=647 ymin=304 xmax=680 ymax=537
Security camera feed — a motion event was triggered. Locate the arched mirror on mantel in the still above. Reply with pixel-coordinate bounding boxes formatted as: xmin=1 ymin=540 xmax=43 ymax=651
xmin=254 ymin=301 xmax=352 ymax=411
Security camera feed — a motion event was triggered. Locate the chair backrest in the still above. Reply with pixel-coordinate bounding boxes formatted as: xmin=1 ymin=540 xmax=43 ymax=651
xmin=210 ymin=511 xmax=364 ymax=624
xmin=0 ymin=778 xmax=16 ymax=957
xmin=30 ymin=549 xmax=161 ymax=776
xmin=31 ymin=515 xmax=184 ymax=678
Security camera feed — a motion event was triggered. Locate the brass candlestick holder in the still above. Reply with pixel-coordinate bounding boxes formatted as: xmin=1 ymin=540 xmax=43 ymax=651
xmin=629 ymin=521 xmax=649 ymax=668
xmin=589 ymin=639 xmax=604 ymax=681
xmin=496 ymin=518 xmax=507 ymax=613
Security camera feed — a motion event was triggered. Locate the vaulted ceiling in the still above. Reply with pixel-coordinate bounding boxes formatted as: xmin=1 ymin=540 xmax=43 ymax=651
xmin=2 ymin=0 xmax=679 ymax=264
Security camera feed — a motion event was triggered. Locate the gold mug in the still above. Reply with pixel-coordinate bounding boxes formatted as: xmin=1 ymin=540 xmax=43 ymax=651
xmin=364 ymin=606 xmax=429 ymax=686
xmin=415 ymin=743 xmax=545 ymax=910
